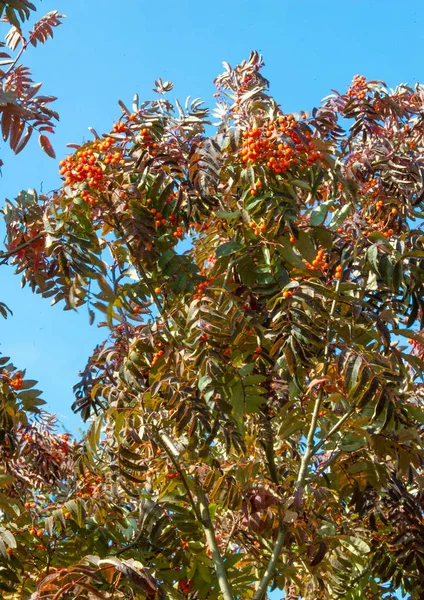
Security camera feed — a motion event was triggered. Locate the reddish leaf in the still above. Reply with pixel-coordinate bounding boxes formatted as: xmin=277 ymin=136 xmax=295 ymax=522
xmin=39 ymin=134 xmax=56 ymax=158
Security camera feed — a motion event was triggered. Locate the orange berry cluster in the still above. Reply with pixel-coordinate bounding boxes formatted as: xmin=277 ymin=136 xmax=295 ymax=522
xmin=249 ymin=179 xmax=263 ymax=195
xmin=151 ymin=349 xmax=165 ymax=366
xmin=375 ymin=199 xmax=384 ymax=211
xmin=361 ymin=177 xmax=379 ymax=197
xmin=193 ymin=277 xmax=214 ymax=300
xmin=149 ymin=208 xmax=184 ymax=239
xmin=28 ymin=527 xmax=43 ymax=539
xmin=10 ymin=372 xmax=23 ymax=390
xmin=282 ymin=290 xmax=293 ymax=299
xmin=138 ymin=127 xmax=159 ymax=156
xmin=239 ymin=116 xmax=322 ymax=174
xmin=347 ymin=75 xmax=368 ymax=100
xmin=304 ymin=248 xmax=329 ymax=272
xmin=59 ymin=137 xmax=119 ymax=192
xmin=76 ymin=474 xmax=102 ymax=498
xmin=173 ymin=225 xmax=184 ymax=239
xmin=334 ymin=264 xmax=343 ymax=279
xmin=382 ymin=228 xmax=394 ymax=239
xmin=408 ymin=337 xmax=424 ymax=359
xmin=113 ymin=121 xmax=127 ymax=133
xmin=253 ymin=346 xmax=262 ymax=359
xmin=150 ymin=209 xmax=166 ymax=227
xmin=249 ymin=220 xmax=266 ymax=236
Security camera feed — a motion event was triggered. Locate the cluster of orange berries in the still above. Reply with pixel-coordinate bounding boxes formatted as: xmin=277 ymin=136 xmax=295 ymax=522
xmin=173 ymin=225 xmax=184 ymax=239
xmin=10 ymin=372 xmax=23 ymax=390
xmin=76 ymin=474 xmax=102 ymax=498
xmin=382 ymin=228 xmax=394 ymax=239
xmin=239 ymin=116 xmax=322 ymax=174
xmin=114 ymin=118 xmax=160 ymax=155
xmin=334 ymin=264 xmax=343 ymax=279
xmin=151 ymin=349 xmax=165 ymax=366
xmin=362 ymin=177 xmax=379 ymax=197
xmin=149 ymin=208 xmax=184 ymax=239
xmin=249 ymin=220 xmax=266 ymax=236
xmin=150 ymin=209 xmax=167 ymax=227
xmin=408 ymin=337 xmax=424 ymax=359
xmin=113 ymin=121 xmax=127 ymax=133
xmin=282 ymin=290 xmax=293 ymax=299
xmin=193 ymin=277 xmax=214 ymax=301
xmin=59 ymin=137 xmax=119 ymax=191
xmin=347 ymin=75 xmax=368 ymax=100
xmin=253 ymin=346 xmax=262 ymax=359
xmin=366 ymin=201 xmax=398 ymax=238
xmin=304 ymin=248 xmax=329 ymax=272
xmin=249 ymin=179 xmax=263 ymax=195
xmin=138 ymin=127 xmax=159 ymax=155
xmin=28 ymin=527 xmax=43 ymax=539
xmin=166 ymin=472 xmax=180 ymax=479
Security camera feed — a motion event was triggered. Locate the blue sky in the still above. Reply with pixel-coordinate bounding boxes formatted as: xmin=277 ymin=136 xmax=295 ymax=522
xmin=0 ymin=2 xmax=420 ymax=595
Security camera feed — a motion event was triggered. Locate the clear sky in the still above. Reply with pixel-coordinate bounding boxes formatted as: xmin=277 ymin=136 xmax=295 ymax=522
xmin=0 ymin=1 xmax=420 ymax=595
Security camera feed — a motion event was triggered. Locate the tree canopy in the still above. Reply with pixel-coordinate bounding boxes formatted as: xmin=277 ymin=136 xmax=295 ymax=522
xmin=1 ymin=48 xmax=424 ymax=599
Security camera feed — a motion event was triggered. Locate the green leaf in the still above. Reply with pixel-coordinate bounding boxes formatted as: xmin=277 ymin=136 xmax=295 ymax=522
xmin=330 ymin=204 xmax=351 ymax=229
xmin=215 ymin=210 xmax=240 ymax=220
xmin=366 ymin=245 xmax=378 ymax=272
xmin=339 ymin=536 xmax=370 ymax=555
xmin=310 ymin=200 xmax=333 ymax=226
xmin=215 ymin=241 xmax=244 ymax=258
xmin=158 ymin=249 xmax=175 ymax=270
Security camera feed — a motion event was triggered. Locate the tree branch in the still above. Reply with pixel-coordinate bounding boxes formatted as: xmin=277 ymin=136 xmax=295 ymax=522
xmin=252 ymin=524 xmax=286 ymax=600
xmin=312 ymin=406 xmax=356 ymax=456
xmin=196 ymin=484 xmax=235 ymax=600
xmin=151 ymin=427 xmax=201 ymax=521
xmin=295 ymin=272 xmax=343 ymax=491
xmin=0 ymin=231 xmax=44 ymax=263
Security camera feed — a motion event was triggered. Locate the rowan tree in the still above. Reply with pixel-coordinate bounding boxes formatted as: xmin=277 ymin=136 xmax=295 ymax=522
xmin=2 ymin=51 xmax=424 ymax=599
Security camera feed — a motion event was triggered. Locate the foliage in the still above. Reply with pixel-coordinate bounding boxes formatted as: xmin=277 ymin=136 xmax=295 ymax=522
xmin=1 ymin=51 xmax=424 ymax=599
xmin=0 ymin=0 xmax=63 ymax=160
